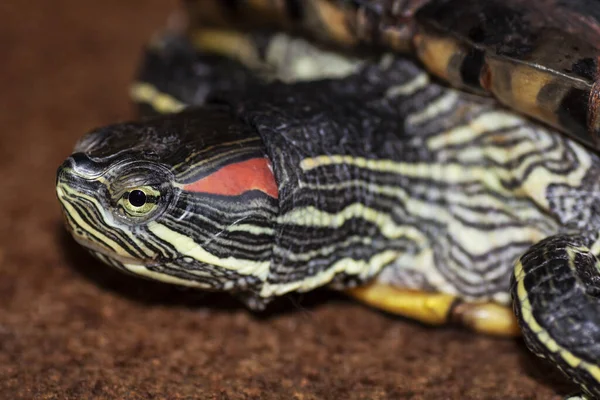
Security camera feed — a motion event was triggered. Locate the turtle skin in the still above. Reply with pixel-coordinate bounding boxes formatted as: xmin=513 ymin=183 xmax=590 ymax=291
xmin=185 ymin=0 xmax=600 ymax=153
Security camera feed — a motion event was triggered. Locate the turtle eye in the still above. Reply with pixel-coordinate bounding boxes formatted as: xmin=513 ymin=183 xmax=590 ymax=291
xmin=128 ymin=189 xmax=147 ymax=207
xmin=119 ymin=186 xmax=161 ymax=217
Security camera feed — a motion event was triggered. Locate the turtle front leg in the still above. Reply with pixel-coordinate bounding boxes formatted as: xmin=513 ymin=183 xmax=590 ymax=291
xmin=346 ymin=284 xmax=520 ymax=336
xmin=511 ymin=234 xmax=600 ymax=399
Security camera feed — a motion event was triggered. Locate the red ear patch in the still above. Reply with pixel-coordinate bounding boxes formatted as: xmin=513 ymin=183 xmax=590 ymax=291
xmin=183 ymin=157 xmax=278 ymax=199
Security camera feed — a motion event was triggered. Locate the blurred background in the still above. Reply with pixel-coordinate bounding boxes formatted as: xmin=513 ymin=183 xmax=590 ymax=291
xmin=0 ymin=1 xmax=572 ymax=398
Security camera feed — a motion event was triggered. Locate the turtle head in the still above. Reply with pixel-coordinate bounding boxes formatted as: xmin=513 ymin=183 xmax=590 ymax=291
xmin=56 ymin=108 xmax=279 ymax=294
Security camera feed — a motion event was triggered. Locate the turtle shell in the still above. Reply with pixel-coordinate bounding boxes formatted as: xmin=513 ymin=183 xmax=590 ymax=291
xmin=184 ymin=0 xmax=600 ymax=151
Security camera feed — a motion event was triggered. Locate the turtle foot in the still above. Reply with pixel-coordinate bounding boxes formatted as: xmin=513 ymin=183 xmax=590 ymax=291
xmin=346 ymin=283 xmax=520 ymax=336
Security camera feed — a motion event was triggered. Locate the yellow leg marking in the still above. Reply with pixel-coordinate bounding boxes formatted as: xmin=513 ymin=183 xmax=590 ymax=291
xmin=451 ymin=302 xmax=521 ymax=337
xmin=346 ymin=284 xmax=456 ymax=326
xmin=346 ymin=283 xmax=521 ymax=336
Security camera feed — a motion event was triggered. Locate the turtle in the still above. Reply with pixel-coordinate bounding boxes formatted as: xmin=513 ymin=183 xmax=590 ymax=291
xmin=55 ymin=2 xmax=600 ymax=399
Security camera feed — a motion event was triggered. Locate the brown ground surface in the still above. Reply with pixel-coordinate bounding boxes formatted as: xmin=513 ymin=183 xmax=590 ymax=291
xmin=0 ymin=1 xmax=580 ymax=399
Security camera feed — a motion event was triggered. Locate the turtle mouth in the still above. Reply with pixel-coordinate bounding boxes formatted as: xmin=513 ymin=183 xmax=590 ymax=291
xmin=74 ymin=235 xmax=152 ymax=267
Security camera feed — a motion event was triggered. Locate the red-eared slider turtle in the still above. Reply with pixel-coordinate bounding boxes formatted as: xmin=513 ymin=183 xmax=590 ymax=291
xmin=56 ymin=2 xmax=600 ymax=399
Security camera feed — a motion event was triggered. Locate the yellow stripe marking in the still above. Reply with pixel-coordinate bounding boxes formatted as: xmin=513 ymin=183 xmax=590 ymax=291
xmin=147 ymin=222 xmax=270 ymax=278
xmin=191 ymin=29 xmax=262 ymax=69
xmin=278 ymin=203 xmax=428 ymax=243
xmin=426 ymin=111 xmax=522 ymax=150
xmin=300 ymin=141 xmax=591 ymax=212
xmin=260 ymin=250 xmax=399 ymax=297
xmin=385 ymin=72 xmax=430 ymax=98
xmin=129 ymin=82 xmax=186 ymax=114
xmin=514 ymin=255 xmax=600 ymax=382
xmin=227 ymin=224 xmax=275 ymax=235
xmin=264 ymin=33 xmax=362 ymax=82
xmin=407 ymin=91 xmax=459 ymax=125
xmin=274 ymin=235 xmax=373 ymax=262
xmin=123 ymin=263 xmax=213 ymax=289
xmin=305 ymin=179 xmax=548 ymax=223
xmin=58 ymin=184 xmax=145 ymax=259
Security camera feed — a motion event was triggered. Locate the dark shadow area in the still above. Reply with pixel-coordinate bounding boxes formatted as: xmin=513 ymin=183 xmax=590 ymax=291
xmin=57 ymin=222 xmax=351 ymax=319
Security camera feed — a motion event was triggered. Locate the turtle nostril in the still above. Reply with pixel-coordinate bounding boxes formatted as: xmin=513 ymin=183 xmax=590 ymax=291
xmin=56 ymin=152 xmax=106 ymax=184
xmin=70 ymin=152 xmax=94 ymax=169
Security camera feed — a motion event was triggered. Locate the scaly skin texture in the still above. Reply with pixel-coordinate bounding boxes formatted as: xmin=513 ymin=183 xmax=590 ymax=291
xmin=185 ymin=0 xmax=600 ymax=152
xmin=57 ymin=33 xmax=600 ymax=397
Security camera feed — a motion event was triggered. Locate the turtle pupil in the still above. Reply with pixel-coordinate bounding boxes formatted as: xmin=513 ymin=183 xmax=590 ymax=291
xmin=128 ymin=190 xmax=147 ymax=207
